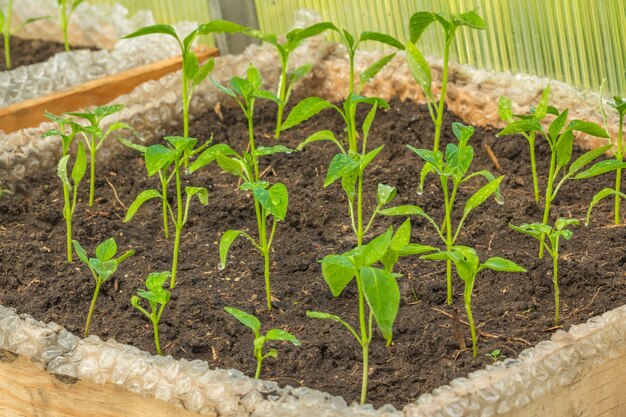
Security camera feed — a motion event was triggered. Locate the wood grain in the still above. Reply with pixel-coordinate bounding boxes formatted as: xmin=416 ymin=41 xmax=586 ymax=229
xmin=0 ymin=47 xmax=218 ymax=134
xmin=0 ymin=355 xmax=207 ymax=417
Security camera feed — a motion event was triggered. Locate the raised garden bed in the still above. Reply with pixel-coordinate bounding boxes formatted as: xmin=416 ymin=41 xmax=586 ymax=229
xmin=0 ymin=35 xmax=92 ymax=71
xmin=0 ymin=37 xmax=625 ymax=416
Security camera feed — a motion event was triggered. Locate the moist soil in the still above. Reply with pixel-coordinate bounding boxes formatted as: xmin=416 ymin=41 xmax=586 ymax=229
xmin=0 ymin=35 xmax=88 ymax=71
xmin=1 ymin=98 xmax=625 ymax=408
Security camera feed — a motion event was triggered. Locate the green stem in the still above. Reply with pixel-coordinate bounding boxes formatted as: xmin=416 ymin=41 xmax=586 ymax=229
xmin=60 ymin=1 xmax=69 ymax=53
xmin=274 ymin=56 xmax=288 ymax=139
xmin=433 ymin=39 xmax=451 ymax=152
xmin=160 ymin=172 xmax=169 ymax=239
xmin=3 ymin=0 xmax=11 ymax=69
xmin=153 ymin=318 xmax=161 ymax=355
xmin=540 ymin=150 xmax=557 ymax=259
xmin=182 ymin=74 xmax=189 ymax=138
xmin=615 ymin=113 xmax=623 ymax=225
xmin=84 ymin=279 xmax=102 ymax=337
xmin=65 ymin=213 xmax=72 ymax=262
xmin=170 ymin=161 xmax=183 ymax=289
xmin=528 ymin=133 xmax=540 ymax=203
xmin=255 ymin=355 xmax=262 ymax=379
xmin=465 ymin=297 xmax=477 ymax=358
xmin=89 ymin=141 xmax=96 ymax=206
xmin=442 ymin=177 xmax=453 ymax=304
xmin=552 ymin=243 xmax=560 ymax=325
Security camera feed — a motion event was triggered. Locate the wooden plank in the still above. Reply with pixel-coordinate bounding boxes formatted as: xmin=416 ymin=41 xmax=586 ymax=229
xmin=501 ymin=349 xmax=626 ymax=417
xmin=0 ymin=354 xmax=207 ymax=417
xmin=0 ymin=46 xmax=219 ymax=134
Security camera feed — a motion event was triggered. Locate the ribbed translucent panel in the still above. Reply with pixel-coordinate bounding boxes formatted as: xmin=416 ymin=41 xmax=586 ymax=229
xmin=87 ymin=0 xmax=212 ymax=27
xmin=254 ymin=0 xmax=626 ymax=96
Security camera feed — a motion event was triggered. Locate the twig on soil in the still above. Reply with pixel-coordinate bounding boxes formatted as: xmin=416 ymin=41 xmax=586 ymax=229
xmin=260 ymin=165 xmax=277 ymax=179
xmin=483 ymin=142 xmax=501 ymax=170
xmin=565 ymin=286 xmax=603 ymax=319
xmin=105 ymin=178 xmax=127 ymax=210
xmin=543 ymin=325 xmax=563 ymax=332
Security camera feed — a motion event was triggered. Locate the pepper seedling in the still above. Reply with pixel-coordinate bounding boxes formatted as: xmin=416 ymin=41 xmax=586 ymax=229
xmin=57 ymin=142 xmax=86 ymax=262
xmin=1 ymin=0 xmax=49 ymax=69
xmin=66 ymin=104 xmax=135 ymax=206
xmin=422 ymin=246 xmax=526 ymax=358
xmin=56 ymin=0 xmax=84 ymax=52
xmin=125 ymin=136 xmax=209 ymax=288
xmin=188 ymin=65 xmax=289 ymax=310
xmin=224 ymin=306 xmax=300 ymax=379
xmin=131 ymin=271 xmax=171 ymax=355
xmin=249 ymin=22 xmax=336 ymax=138
xmin=308 ymin=220 xmax=434 ymax=404
xmin=586 ymin=96 xmax=626 ymax=225
xmin=406 ymin=9 xmax=485 ymax=151
xmin=510 ymin=218 xmax=578 ymax=324
xmin=123 ymin=20 xmax=246 ymax=138
xmin=382 ymin=122 xmax=503 ymax=305
xmin=72 ymin=237 xmax=135 ymax=337
xmin=498 ymin=92 xmax=620 ymax=258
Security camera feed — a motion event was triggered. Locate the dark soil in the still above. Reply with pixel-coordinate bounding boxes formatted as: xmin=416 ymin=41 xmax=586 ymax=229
xmin=1 ymin=98 xmax=625 ymax=408
xmin=0 ymin=35 xmax=88 ymax=71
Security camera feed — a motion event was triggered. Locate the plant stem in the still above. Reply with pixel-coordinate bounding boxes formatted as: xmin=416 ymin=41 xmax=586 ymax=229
xmin=432 ymin=39 xmax=451 ymax=152
xmin=89 ymin=141 xmax=96 ymax=206
xmin=182 ymin=73 xmax=189 ymax=138
xmin=60 ymin=1 xmax=70 ymax=53
xmin=274 ymin=56 xmax=288 ymax=139
xmin=84 ymin=279 xmax=102 ymax=337
xmin=528 ymin=133 xmax=540 ymax=203
xmin=160 ymin=172 xmax=169 ymax=239
xmin=465 ymin=298 xmax=477 ymax=358
xmin=552 ymin=243 xmax=560 ymax=325
xmin=540 ymin=150 xmax=557 ymax=259
xmin=152 ymin=318 xmax=161 ymax=355
xmin=3 ymin=0 xmax=11 ymax=69
xmin=615 ymin=112 xmax=624 ymax=225
xmin=65 ymin=214 xmax=72 ymax=262
xmin=442 ymin=177 xmax=453 ymax=304
xmin=255 ymin=356 xmax=262 ymax=379
xmin=170 ymin=161 xmax=183 ymax=288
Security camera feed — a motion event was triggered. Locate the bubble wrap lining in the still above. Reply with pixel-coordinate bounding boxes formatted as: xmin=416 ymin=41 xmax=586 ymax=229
xmin=1 ymin=36 xmax=626 ymax=416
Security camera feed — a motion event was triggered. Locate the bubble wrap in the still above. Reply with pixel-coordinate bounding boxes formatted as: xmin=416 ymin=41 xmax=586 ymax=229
xmin=0 ymin=21 xmax=197 ymax=107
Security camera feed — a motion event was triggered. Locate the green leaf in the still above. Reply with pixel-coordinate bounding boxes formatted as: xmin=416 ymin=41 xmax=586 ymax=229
xmin=497 ymin=119 xmax=543 ymax=136
xmin=451 ymin=122 xmax=474 ymax=145
xmin=555 ymin=130 xmax=575 ymax=169
xmin=89 ymin=258 xmax=117 ymax=281
xmin=266 ymin=329 xmax=300 ymax=345
xmin=555 ymin=217 xmax=579 ymax=231
xmin=254 ymin=183 xmax=289 ymax=221
xmin=95 ymin=238 xmax=117 ymax=262
xmin=57 ymin=155 xmax=71 ymax=190
xmin=253 ymin=145 xmax=295 ymax=157
xmin=569 ymin=120 xmax=610 ymax=138
xmin=187 ymin=143 xmax=238 ymax=173
xmin=297 ymin=130 xmax=344 ymax=152
xmin=362 ymin=104 xmax=378 ymax=143
xmin=534 ymin=85 xmax=551 ymax=120
xmin=165 ymin=136 xmax=197 ymax=153
xmin=390 ymin=218 xmax=411 ymax=251
xmin=361 ymin=145 xmax=384 ymax=171
xmin=306 ymin=310 xmax=344 ymax=323
xmin=286 ymin=22 xmax=337 ymax=45
xmin=568 ymin=144 xmax=612 ymax=176
xmin=185 ymin=186 xmax=209 ymax=205
xmin=122 ymin=24 xmax=180 ymax=42
xmin=72 ymin=240 xmax=89 ymax=265
xmin=183 ymin=52 xmax=200 ymax=82
xmin=216 ymin=154 xmax=245 ymax=178
xmin=320 ymin=255 xmax=356 ymax=296
xmin=68 ymin=142 xmax=86 ymax=185
xmin=359 ymin=53 xmax=396 ymax=86
xmin=288 ymin=63 xmax=313 ymax=84
xmin=124 ymin=189 xmax=162 ymax=222
xmin=363 ymin=227 xmax=393 ymax=266
xmin=376 ymin=183 xmax=397 ymax=206
xmin=254 ymin=90 xmax=281 ymax=104
xmin=324 ymin=153 xmax=359 ymax=187
xmin=480 ymin=257 xmax=526 ymax=273
xmin=455 ymin=10 xmax=486 ymax=30
xmin=409 ymin=12 xmax=437 ymax=42
xmin=192 ymin=57 xmax=215 ymax=86
xmin=145 ymin=144 xmax=174 ymax=176
xmin=361 ymin=266 xmax=400 ymax=343
xmin=280 ymin=97 xmax=335 ymax=131
xmin=586 ymin=188 xmax=626 ymax=225
xmin=219 ymin=230 xmax=246 ymax=269
xmin=210 ymin=76 xmax=237 ymax=98
xmin=508 ymin=222 xmax=550 ymax=239
xmin=445 ymin=143 xmax=473 ymax=180
xmin=575 ymin=160 xmax=626 ymax=179
xmin=408 ymin=146 xmax=443 ymax=173
xmin=398 ymin=243 xmax=437 ymax=256
xmin=118 ymin=138 xmax=147 ymax=154
xmin=359 ymin=31 xmax=404 ymax=50
xmin=380 ymin=204 xmax=427 ymax=217
xmin=405 ymin=41 xmax=432 ymax=99
xmin=463 ymin=176 xmax=504 ymax=217
xmin=145 ymin=271 xmax=170 ymax=291
xmin=497 ymin=96 xmax=514 ymax=122
xmin=224 ymin=307 xmax=260 ymax=334
xmin=548 ymin=109 xmax=569 ymax=141
xmin=197 ymin=20 xmax=247 ymax=35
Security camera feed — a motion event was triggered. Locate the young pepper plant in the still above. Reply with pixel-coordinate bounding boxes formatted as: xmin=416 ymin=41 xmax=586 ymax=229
xmin=188 ymin=65 xmax=289 ymax=311
xmin=73 ymin=237 xmax=135 ymax=337
xmin=308 ymin=220 xmax=434 ymax=404
xmin=67 ymin=104 xmax=134 ymax=206
xmin=125 ymin=136 xmax=209 ymax=289
xmin=123 ymin=20 xmax=246 ymax=138
xmin=497 ymin=97 xmax=617 ymax=258
xmin=249 ymin=22 xmax=337 ymax=138
xmin=57 ymin=0 xmax=84 ymax=52
xmin=406 ymin=9 xmax=485 ymax=151
xmin=381 ymin=122 xmax=504 ymax=305
xmin=224 ymin=307 xmax=300 ymax=379
xmin=422 ymin=246 xmax=526 ymax=357
xmin=1 ymin=0 xmax=49 ymax=69
xmin=586 ymin=96 xmax=626 ymax=225
xmin=497 ymin=86 xmax=552 ymax=203
xmin=509 ymin=218 xmax=578 ymax=324
xmin=131 ymin=271 xmax=171 ymax=355
xmin=57 ymin=143 xmax=86 ymax=262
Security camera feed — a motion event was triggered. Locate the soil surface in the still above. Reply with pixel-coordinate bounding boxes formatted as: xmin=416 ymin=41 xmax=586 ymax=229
xmin=0 ymin=35 xmax=88 ymax=71
xmin=1 ymin=98 xmax=625 ymax=408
